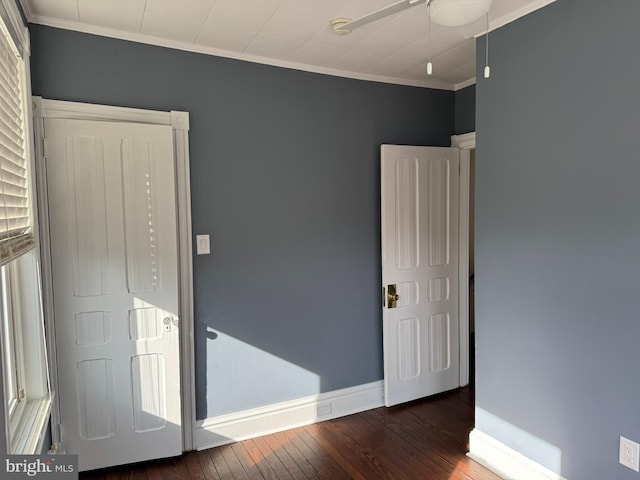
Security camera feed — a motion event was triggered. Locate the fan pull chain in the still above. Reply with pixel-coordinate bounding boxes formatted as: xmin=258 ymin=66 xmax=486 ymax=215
xmin=484 ymin=12 xmax=490 ymax=78
xmin=427 ymin=0 xmax=433 ymax=75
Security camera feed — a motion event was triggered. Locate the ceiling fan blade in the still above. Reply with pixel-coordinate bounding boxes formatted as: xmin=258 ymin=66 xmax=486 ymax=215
xmin=336 ymin=0 xmax=426 ymax=32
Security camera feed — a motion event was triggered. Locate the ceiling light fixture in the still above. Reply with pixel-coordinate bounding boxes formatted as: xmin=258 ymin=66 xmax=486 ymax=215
xmin=429 ymin=0 xmax=492 ymax=27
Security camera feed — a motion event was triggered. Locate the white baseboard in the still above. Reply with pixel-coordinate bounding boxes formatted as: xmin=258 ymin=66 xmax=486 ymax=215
xmin=195 ymin=381 xmax=384 ymax=450
xmin=468 ymin=429 xmax=567 ymax=480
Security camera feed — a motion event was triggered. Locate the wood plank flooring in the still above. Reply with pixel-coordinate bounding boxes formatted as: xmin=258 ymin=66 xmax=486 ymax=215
xmin=81 ymin=386 xmax=500 ymax=480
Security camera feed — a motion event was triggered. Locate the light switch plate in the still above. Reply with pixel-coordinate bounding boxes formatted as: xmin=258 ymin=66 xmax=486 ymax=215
xmin=196 ymin=234 xmax=210 ymax=255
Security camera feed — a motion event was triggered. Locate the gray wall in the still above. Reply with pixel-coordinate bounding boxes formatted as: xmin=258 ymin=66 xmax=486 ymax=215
xmin=475 ymin=1 xmax=640 ymax=478
xmin=454 ymin=84 xmax=475 ymax=135
xmin=29 ymin=25 xmax=455 ymax=419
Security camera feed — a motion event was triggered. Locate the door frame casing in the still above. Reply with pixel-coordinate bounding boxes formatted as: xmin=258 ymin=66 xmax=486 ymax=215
xmin=32 ymin=97 xmax=196 ymax=452
xmin=451 ymin=131 xmax=476 ymax=387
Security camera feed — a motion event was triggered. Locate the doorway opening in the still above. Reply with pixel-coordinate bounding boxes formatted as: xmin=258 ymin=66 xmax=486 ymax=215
xmin=468 ymin=148 xmax=476 ymax=381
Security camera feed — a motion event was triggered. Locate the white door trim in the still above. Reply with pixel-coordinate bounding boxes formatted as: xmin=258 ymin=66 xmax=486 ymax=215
xmin=31 ymin=97 xmax=196 ymax=452
xmin=451 ymin=132 xmax=476 ymax=387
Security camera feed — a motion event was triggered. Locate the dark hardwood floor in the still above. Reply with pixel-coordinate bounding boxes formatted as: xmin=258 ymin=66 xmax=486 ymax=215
xmin=80 ymin=386 xmax=501 ymax=480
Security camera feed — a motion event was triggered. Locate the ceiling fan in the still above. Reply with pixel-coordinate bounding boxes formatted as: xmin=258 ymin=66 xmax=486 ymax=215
xmin=330 ymin=0 xmax=493 ymax=78
xmin=330 ymin=0 xmax=493 ymax=34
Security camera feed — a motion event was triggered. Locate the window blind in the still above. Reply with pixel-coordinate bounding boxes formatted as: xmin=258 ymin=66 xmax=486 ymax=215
xmin=0 ymin=21 xmax=33 ymax=266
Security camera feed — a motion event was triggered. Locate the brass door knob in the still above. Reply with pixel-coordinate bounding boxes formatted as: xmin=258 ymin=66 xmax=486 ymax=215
xmin=385 ymin=284 xmax=400 ymax=308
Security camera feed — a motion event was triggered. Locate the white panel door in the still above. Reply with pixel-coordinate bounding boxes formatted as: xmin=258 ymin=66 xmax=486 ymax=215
xmin=381 ymin=145 xmax=459 ymax=406
xmin=44 ymin=119 xmax=181 ymax=471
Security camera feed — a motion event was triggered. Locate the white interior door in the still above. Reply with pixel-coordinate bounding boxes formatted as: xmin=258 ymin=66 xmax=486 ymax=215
xmin=44 ymin=118 xmax=182 ymax=471
xmin=381 ymin=145 xmax=460 ymax=406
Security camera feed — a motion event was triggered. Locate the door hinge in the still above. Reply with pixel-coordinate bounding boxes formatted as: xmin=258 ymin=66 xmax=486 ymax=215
xmin=42 ymin=137 xmax=49 ymax=158
xmin=18 ymin=389 xmax=25 ymax=400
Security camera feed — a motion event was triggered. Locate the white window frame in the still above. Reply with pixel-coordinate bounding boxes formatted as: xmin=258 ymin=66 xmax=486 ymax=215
xmin=2 ymin=262 xmax=26 ymax=420
xmin=1 ymin=250 xmax=51 ymax=454
xmin=0 ymin=0 xmax=51 ymax=455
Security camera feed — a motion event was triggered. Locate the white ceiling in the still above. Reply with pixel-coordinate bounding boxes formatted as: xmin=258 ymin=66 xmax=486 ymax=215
xmin=20 ymin=0 xmax=554 ymax=90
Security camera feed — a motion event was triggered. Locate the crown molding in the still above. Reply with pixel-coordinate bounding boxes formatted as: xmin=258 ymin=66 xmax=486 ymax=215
xmin=454 ymin=77 xmax=476 ymax=90
xmin=26 ymin=14 xmax=456 ymax=91
xmin=20 ymin=0 xmax=555 ymax=92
